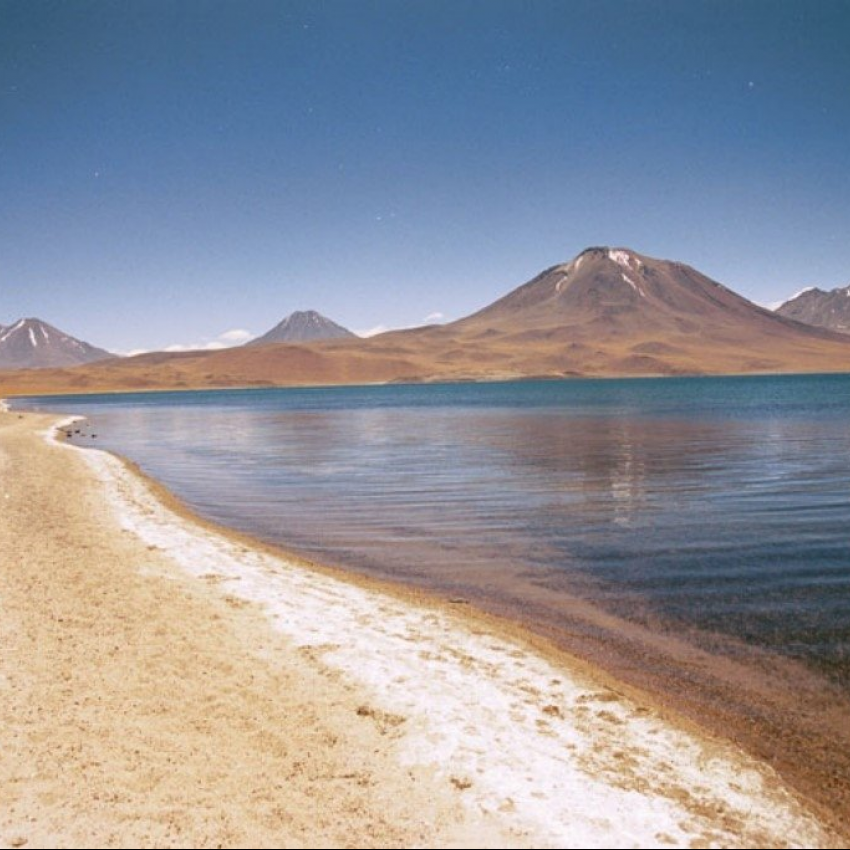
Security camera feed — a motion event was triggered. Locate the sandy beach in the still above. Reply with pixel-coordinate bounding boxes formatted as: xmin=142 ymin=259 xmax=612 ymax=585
xmin=0 ymin=408 xmax=841 ymax=849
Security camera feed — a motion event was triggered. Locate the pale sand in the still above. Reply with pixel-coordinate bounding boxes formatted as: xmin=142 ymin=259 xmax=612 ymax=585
xmin=0 ymin=409 xmax=839 ymax=848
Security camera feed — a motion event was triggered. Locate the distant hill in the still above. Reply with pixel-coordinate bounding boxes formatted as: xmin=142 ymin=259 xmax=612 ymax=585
xmin=0 ymin=318 xmax=112 ymax=369
xmin=2 ymin=247 xmax=849 ymax=395
xmin=247 ymin=310 xmax=356 ymax=345
xmin=775 ymin=284 xmax=850 ymax=335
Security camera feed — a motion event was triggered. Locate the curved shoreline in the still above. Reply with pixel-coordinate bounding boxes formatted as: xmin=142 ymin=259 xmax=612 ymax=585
xmin=7 ymin=408 xmax=834 ymax=846
xmin=25 ymin=396 xmax=850 ymax=839
xmin=4 ymin=410 xmax=524 ymax=848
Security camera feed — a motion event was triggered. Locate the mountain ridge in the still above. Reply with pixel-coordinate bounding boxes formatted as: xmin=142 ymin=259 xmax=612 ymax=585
xmin=1 ymin=247 xmax=848 ymax=394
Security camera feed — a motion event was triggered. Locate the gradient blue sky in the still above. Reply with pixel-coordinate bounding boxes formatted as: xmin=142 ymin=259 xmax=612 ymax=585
xmin=2 ymin=0 xmax=849 ymax=353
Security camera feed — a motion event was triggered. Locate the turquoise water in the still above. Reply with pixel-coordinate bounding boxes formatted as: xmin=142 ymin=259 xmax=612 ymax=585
xmin=17 ymin=375 xmax=850 ymax=688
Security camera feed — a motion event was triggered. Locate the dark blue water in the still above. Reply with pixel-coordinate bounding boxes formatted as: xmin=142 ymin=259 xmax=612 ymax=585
xmin=16 ymin=375 xmax=850 ymax=688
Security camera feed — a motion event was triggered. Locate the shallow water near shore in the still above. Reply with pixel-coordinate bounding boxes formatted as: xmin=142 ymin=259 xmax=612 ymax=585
xmin=15 ymin=373 xmax=850 ymax=820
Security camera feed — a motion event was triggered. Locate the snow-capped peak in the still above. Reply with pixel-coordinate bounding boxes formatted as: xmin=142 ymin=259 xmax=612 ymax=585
xmin=608 ymin=249 xmax=630 ymax=268
xmin=608 ymin=249 xmax=642 ymax=271
xmin=0 ymin=317 xmax=111 ymax=368
xmin=775 ymin=286 xmax=818 ymax=310
xmin=790 ymin=286 xmax=815 ymax=301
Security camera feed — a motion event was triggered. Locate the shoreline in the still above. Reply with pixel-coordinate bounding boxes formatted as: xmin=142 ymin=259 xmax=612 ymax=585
xmin=1 ymin=409 xmax=519 ymax=849
xmin=1 ymin=406 xmax=841 ymax=847
xmin=18 ymin=390 xmax=850 ymax=837
xmin=92 ymin=443 xmax=850 ymax=835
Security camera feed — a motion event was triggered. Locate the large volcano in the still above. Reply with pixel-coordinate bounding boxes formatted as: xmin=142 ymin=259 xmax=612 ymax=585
xmin=459 ymin=246 xmax=830 ymax=343
xmin=427 ymin=245 xmax=849 ymax=376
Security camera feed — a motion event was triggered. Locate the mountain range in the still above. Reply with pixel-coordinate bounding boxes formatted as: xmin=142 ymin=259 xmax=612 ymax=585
xmin=0 ymin=318 xmax=112 ymax=370
xmin=1 ymin=247 xmax=849 ymax=395
xmin=775 ymin=284 xmax=850 ymax=335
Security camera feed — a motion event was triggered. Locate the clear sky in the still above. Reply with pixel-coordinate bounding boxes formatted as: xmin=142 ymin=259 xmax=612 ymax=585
xmin=2 ymin=0 xmax=849 ymax=353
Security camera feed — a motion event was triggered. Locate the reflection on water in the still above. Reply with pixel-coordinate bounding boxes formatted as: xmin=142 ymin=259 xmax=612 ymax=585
xmin=17 ymin=376 xmax=850 ymax=687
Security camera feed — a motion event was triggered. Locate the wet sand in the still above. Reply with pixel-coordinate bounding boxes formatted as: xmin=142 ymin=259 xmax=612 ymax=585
xmin=0 ymin=409 xmax=842 ymax=848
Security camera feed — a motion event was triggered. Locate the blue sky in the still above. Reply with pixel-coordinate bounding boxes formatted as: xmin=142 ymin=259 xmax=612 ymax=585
xmin=2 ymin=0 xmax=849 ymax=353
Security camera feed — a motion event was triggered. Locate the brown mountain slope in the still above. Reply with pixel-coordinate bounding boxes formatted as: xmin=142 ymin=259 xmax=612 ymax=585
xmin=776 ymin=284 xmax=850 ymax=334
xmin=2 ymin=247 xmax=849 ymax=396
xmin=458 ymin=246 xmax=840 ymax=341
